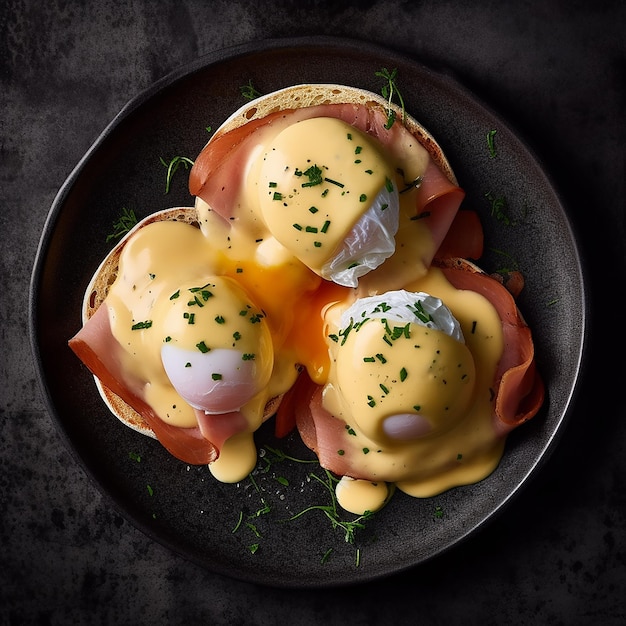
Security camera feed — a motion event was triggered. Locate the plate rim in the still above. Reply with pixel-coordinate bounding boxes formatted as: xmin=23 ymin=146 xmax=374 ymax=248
xmin=29 ymin=35 xmax=590 ymax=588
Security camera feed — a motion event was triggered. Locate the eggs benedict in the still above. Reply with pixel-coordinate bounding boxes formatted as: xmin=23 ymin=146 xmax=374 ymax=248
xmin=68 ymin=83 xmax=543 ymax=511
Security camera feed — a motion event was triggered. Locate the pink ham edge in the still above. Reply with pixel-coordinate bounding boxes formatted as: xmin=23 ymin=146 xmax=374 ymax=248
xmin=295 ymin=381 xmax=361 ymax=478
xmin=438 ymin=266 xmax=545 ymax=437
xmin=194 ymin=408 xmax=250 ymax=451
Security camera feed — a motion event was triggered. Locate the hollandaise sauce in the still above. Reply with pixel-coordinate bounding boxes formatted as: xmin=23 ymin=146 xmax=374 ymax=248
xmin=99 ymin=114 xmax=508 ymax=508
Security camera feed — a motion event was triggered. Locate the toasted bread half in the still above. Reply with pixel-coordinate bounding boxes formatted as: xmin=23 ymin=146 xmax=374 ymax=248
xmin=206 ymin=83 xmax=457 ymax=185
xmin=83 ymin=208 xmax=198 ymax=438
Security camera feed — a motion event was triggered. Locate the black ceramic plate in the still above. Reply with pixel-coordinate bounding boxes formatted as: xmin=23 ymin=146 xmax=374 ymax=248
xmin=30 ymin=37 xmax=586 ymax=587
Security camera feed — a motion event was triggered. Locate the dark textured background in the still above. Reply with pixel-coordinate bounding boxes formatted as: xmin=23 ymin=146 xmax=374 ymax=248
xmin=2 ymin=1 xmax=625 ymax=624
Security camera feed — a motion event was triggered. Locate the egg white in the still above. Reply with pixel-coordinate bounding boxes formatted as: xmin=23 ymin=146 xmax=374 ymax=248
xmin=161 ymin=344 xmax=258 ymax=414
xmin=321 ymin=184 xmax=400 ymax=288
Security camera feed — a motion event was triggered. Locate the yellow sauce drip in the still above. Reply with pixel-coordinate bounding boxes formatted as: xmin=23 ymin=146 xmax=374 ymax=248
xmin=208 ymin=432 xmax=257 ymax=483
xmin=335 ymin=477 xmax=390 ymax=514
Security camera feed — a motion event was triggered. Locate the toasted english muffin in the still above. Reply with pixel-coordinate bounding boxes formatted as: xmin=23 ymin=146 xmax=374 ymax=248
xmin=210 ymin=83 xmax=458 ymax=185
xmin=82 ymin=208 xmax=198 ymax=438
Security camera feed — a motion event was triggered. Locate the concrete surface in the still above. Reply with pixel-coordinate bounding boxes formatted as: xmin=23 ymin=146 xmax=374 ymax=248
xmin=2 ymin=1 xmax=625 ymax=624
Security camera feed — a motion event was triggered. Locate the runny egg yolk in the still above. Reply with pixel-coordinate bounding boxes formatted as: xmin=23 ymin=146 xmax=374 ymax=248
xmin=256 ymin=117 xmax=400 ymax=286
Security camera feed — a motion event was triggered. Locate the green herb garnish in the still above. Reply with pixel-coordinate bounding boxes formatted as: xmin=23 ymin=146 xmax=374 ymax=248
xmin=487 ymin=129 xmax=498 ymax=158
xmin=489 ymin=247 xmax=520 ymax=274
xmin=159 ymin=155 xmax=195 ymax=194
xmin=286 ymin=469 xmax=374 ymax=547
xmin=302 ymin=164 xmax=324 ymax=187
xmin=106 ymin=207 xmax=138 ymax=242
xmin=196 ymin=340 xmax=210 ymax=353
xmin=375 ymin=67 xmax=406 ymax=129
xmin=240 ymin=79 xmax=262 ymax=101
xmin=484 ymin=191 xmax=514 ymax=225
xmin=131 ymin=320 xmax=152 ymax=330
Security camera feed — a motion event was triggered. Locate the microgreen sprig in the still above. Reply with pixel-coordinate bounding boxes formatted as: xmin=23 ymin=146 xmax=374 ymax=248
xmin=159 ymin=155 xmax=195 ymax=194
xmin=487 ymin=129 xmax=498 ymax=158
xmin=484 ymin=191 xmax=515 ymax=226
xmin=240 ymin=79 xmax=262 ymax=101
xmin=285 ymin=469 xmax=374 ymax=546
xmin=375 ymin=67 xmax=406 ymax=129
xmin=106 ymin=207 xmax=138 ymax=242
xmin=489 ymin=247 xmax=520 ymax=274
xmin=232 ymin=445 xmax=374 ymax=565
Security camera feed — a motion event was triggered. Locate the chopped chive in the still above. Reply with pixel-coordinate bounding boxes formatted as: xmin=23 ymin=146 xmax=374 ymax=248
xmin=487 ymin=129 xmax=497 ymax=158
xmin=302 ymin=164 xmax=323 ymax=187
xmin=131 ymin=320 xmax=152 ymax=330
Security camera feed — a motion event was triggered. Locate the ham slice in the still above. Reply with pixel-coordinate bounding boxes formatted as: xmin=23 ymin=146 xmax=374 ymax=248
xmin=189 ymin=103 xmax=466 ymax=254
xmin=438 ymin=265 xmax=544 ymax=437
xmin=295 ymin=380 xmax=358 ymax=478
xmin=435 ymin=209 xmax=484 ymax=261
